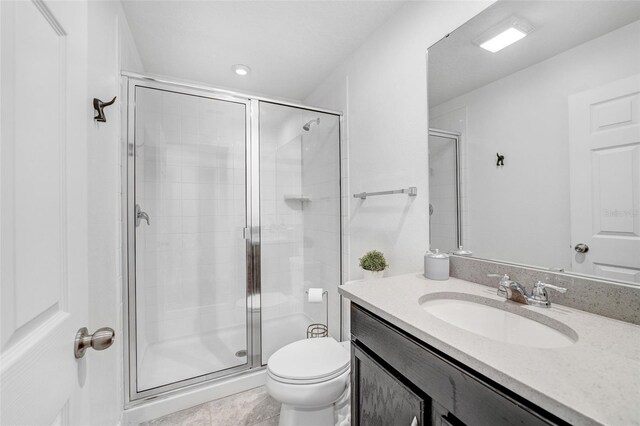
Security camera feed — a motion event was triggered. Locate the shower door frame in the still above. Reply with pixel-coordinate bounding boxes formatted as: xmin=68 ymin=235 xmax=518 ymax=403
xmin=122 ymin=73 xmax=344 ymax=406
xmin=122 ymin=76 xmax=257 ymax=403
xmin=428 ymin=128 xmax=463 ymax=249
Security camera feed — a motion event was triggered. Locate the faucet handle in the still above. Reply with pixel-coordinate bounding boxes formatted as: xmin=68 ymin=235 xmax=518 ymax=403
xmin=533 ymin=281 xmax=567 ymax=293
xmin=530 ymin=281 xmax=567 ymax=306
xmin=488 ymin=274 xmax=511 ymax=298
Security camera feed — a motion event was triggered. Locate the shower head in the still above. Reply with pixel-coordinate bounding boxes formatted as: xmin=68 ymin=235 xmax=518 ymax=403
xmin=302 ymin=118 xmax=320 ymax=131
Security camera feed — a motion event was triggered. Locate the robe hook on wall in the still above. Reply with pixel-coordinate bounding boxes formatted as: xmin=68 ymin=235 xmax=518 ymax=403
xmin=496 ymin=152 xmax=505 ymax=166
xmin=93 ymin=96 xmax=116 ymax=123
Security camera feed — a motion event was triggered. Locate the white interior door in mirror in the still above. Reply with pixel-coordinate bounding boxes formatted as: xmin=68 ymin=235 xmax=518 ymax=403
xmin=569 ymin=74 xmax=640 ymax=284
xmin=1 ymin=0 xmax=90 ymax=424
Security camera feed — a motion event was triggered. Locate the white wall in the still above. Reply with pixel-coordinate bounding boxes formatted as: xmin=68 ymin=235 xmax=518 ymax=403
xmin=430 ymin=20 xmax=640 ymax=270
xmin=86 ymin=1 xmax=143 ymax=422
xmin=304 ymin=1 xmax=492 ymax=284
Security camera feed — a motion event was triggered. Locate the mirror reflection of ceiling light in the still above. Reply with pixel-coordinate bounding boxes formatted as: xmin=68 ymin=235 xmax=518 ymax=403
xmin=474 ymin=17 xmax=534 ymax=53
xmin=232 ymin=64 xmax=251 ymax=76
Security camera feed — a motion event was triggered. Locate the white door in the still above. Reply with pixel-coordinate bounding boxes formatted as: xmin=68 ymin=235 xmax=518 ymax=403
xmin=1 ymin=1 xmax=91 ymax=424
xmin=569 ymin=74 xmax=640 ymax=284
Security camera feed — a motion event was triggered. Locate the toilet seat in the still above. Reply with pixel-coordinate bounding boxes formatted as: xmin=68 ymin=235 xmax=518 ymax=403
xmin=267 ymin=338 xmax=350 ymax=385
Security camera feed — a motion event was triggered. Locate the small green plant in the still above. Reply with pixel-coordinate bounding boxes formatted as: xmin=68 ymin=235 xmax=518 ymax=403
xmin=359 ymin=250 xmax=388 ymax=272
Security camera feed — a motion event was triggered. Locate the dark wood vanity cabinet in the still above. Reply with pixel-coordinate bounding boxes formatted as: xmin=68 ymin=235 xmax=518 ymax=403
xmin=352 ymin=343 xmax=426 ymax=425
xmin=350 ymin=304 xmax=570 ymax=426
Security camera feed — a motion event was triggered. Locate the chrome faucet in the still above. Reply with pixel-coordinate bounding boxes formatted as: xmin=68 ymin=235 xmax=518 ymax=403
xmin=487 ymin=274 xmax=567 ymax=308
xmin=529 ymin=281 xmax=568 ymax=308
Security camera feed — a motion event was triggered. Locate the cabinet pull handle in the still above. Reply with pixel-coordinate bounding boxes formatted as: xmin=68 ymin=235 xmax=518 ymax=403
xmin=410 ymin=416 xmax=418 ymax=426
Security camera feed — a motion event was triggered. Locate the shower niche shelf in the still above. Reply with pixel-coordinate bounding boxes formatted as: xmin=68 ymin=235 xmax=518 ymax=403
xmin=284 ymin=194 xmax=312 ymax=203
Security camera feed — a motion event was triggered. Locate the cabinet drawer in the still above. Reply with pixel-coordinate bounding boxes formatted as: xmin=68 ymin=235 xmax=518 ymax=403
xmin=352 ymin=342 xmax=426 ymax=426
xmin=350 ymin=304 xmax=568 ymax=426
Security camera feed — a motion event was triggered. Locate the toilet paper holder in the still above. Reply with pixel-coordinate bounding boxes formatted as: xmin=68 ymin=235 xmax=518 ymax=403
xmin=305 ymin=289 xmax=328 ymax=338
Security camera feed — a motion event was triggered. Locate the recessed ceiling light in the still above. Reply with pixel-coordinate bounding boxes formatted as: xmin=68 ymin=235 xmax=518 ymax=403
xmin=232 ymin=64 xmax=251 ymax=76
xmin=474 ymin=17 xmax=534 ymax=53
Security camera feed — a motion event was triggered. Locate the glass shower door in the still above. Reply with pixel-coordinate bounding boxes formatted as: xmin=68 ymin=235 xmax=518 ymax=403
xmin=428 ymin=132 xmax=460 ymax=253
xmin=258 ymin=102 xmax=342 ymax=363
xmin=131 ymin=85 xmax=250 ymax=394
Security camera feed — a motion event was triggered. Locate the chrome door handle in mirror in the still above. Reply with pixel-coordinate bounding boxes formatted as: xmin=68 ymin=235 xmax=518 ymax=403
xmin=74 ymin=327 xmax=115 ymax=359
xmin=135 ymin=204 xmax=150 ymax=227
xmin=574 ymin=243 xmax=589 ymax=253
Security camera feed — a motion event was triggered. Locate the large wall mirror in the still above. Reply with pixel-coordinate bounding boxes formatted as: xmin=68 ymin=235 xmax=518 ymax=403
xmin=428 ymin=1 xmax=640 ymax=286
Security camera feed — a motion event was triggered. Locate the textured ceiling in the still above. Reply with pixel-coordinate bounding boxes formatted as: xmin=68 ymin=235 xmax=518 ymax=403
xmin=122 ymin=1 xmax=406 ymax=101
xmin=429 ymin=1 xmax=640 ymax=107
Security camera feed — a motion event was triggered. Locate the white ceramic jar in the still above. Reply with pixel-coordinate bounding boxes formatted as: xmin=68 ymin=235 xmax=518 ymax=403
xmin=424 ymin=249 xmax=450 ymax=280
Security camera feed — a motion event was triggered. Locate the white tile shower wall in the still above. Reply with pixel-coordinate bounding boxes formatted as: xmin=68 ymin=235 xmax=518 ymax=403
xmin=86 ymin=1 xmax=143 ymax=422
xmin=260 ymin=105 xmax=323 ymax=360
xmin=136 ymin=89 xmax=247 ymax=345
xmin=304 ymin=2 xmax=493 ymax=338
xmin=429 ymin=20 xmax=640 ymax=270
xmin=260 ymin=120 xmax=305 ymax=321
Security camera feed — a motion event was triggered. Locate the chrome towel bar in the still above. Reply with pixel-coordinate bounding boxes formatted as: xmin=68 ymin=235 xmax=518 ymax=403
xmin=353 ymin=186 xmax=417 ymax=200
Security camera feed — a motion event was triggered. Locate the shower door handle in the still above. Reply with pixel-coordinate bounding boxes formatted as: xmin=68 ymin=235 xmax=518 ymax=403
xmin=136 ymin=204 xmax=150 ymax=227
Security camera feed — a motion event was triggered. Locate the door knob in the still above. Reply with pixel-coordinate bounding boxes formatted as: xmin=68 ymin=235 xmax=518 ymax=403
xmin=574 ymin=243 xmax=589 ymax=253
xmin=74 ymin=327 xmax=115 ymax=359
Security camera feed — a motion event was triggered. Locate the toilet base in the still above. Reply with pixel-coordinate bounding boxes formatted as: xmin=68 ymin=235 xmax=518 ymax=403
xmin=277 ymin=383 xmax=350 ymax=426
xmin=278 ymin=403 xmax=334 ymax=426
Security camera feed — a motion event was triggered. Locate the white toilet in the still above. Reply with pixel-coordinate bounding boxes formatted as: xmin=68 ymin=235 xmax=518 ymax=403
xmin=266 ymin=337 xmax=351 ymax=426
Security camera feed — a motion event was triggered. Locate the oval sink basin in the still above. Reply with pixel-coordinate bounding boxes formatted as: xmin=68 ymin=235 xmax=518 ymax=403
xmin=419 ymin=292 xmax=578 ymax=348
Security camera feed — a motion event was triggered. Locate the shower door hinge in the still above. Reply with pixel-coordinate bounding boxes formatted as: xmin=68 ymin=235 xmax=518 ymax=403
xmin=242 ymin=227 xmax=250 ymax=240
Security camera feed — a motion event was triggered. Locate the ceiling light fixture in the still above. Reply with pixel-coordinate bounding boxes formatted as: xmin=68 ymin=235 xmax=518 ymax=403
xmin=474 ymin=17 xmax=534 ymax=53
xmin=232 ymin=64 xmax=251 ymax=76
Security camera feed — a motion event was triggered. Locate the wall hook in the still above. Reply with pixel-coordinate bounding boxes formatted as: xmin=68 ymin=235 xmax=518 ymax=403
xmin=496 ymin=152 xmax=505 ymax=166
xmin=93 ymin=96 xmax=116 ymax=122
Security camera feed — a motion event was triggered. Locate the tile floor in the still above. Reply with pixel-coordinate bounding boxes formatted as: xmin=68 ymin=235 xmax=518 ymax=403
xmin=141 ymin=386 xmax=281 ymax=426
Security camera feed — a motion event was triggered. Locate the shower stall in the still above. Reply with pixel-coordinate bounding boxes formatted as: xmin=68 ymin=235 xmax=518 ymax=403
xmin=122 ymin=74 xmax=342 ymax=402
xmin=428 ymin=128 xmax=461 ymax=253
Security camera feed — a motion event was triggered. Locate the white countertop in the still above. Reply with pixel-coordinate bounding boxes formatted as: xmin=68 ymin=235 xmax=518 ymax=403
xmin=339 ymin=273 xmax=640 ymax=426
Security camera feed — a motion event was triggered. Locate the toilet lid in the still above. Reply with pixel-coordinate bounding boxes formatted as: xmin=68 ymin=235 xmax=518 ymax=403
xmin=267 ymin=338 xmax=350 ymax=382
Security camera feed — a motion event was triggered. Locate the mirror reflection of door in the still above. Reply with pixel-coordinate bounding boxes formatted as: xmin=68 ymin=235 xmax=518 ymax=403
xmin=569 ymin=74 xmax=640 ymax=283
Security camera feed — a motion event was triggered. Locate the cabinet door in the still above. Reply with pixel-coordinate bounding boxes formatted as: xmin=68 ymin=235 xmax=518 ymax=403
xmin=352 ymin=343 xmax=426 ymax=426
xmin=351 ymin=304 xmax=565 ymax=426
xmin=432 ymin=401 xmax=464 ymax=426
